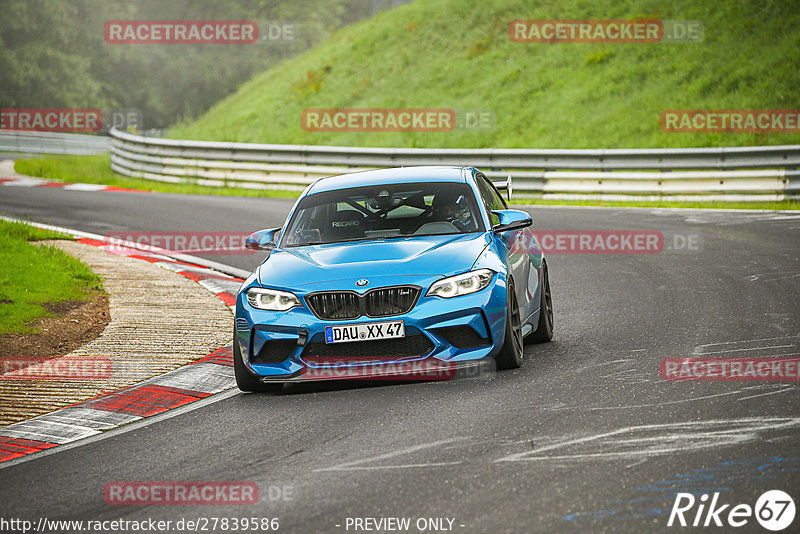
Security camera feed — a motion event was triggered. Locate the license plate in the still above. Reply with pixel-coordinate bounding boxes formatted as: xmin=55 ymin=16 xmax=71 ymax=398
xmin=324 ymin=321 xmax=405 ymax=344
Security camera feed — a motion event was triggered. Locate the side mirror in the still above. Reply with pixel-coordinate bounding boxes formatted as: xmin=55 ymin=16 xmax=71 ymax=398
xmin=491 ymin=209 xmax=532 ymax=233
xmin=245 ymin=227 xmax=281 ymax=251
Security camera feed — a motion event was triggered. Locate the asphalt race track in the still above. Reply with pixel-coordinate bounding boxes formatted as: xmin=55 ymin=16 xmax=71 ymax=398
xmin=1 ymin=186 xmax=799 ymax=533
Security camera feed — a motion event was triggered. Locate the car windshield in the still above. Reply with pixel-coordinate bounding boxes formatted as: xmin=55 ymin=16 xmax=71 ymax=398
xmin=282 ymin=182 xmax=484 ymax=247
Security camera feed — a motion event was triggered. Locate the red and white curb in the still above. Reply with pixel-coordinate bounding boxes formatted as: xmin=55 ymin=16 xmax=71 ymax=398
xmin=77 ymin=237 xmax=245 ymax=307
xmin=0 ymin=176 xmax=147 ymax=193
xmin=0 ymin=219 xmax=248 ymax=465
xmin=0 ymin=158 xmax=146 ymax=193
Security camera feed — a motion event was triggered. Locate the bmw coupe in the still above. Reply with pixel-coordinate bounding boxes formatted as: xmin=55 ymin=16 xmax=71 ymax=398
xmin=234 ymin=166 xmax=553 ymax=392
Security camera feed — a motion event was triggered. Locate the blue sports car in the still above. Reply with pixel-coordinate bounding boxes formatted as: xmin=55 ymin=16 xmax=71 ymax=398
xmin=234 ymin=166 xmax=553 ymax=392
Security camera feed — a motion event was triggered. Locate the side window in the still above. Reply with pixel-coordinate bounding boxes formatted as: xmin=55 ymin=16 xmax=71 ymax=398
xmin=483 ymin=175 xmax=507 ymax=210
xmin=477 ymin=175 xmax=505 ymax=225
xmin=476 ymin=178 xmax=494 ymax=216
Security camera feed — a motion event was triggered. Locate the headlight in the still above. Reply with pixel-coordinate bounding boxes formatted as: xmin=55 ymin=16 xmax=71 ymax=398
xmin=427 ymin=269 xmax=494 ymax=298
xmin=246 ymin=288 xmax=302 ymax=311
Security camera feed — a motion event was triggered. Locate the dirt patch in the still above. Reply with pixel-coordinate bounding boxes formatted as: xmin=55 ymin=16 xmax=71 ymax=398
xmin=0 ymin=292 xmax=109 ymax=363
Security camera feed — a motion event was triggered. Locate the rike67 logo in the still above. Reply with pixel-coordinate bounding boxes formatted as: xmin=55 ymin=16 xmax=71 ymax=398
xmin=668 ymin=490 xmax=795 ymax=530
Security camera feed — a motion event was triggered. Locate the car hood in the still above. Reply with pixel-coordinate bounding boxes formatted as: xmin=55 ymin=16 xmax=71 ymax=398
xmin=257 ymin=233 xmax=490 ymax=290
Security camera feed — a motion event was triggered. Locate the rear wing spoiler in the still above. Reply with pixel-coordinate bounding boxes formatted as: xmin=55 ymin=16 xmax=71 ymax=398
xmin=492 ymin=174 xmax=513 ymax=202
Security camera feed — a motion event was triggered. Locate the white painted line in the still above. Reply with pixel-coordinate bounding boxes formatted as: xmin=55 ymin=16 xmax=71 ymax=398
xmin=318 ymin=462 xmax=464 ymax=471
xmin=496 ymin=429 xmax=627 ymax=463
xmin=625 ymin=458 xmax=648 ymax=469
xmin=746 ymin=272 xmax=800 ymax=283
xmin=495 ymin=417 xmax=800 ymax=463
xmin=736 ymin=387 xmax=796 ymax=402
xmin=697 ymin=344 xmax=795 ymax=355
xmin=692 ymin=335 xmax=800 ymax=355
xmin=589 ymin=390 xmax=741 ymax=410
xmin=314 ymin=437 xmax=468 ymax=472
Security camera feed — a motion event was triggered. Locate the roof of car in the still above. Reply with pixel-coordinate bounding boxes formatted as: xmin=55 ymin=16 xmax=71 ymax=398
xmin=305 ymin=166 xmax=473 ymax=195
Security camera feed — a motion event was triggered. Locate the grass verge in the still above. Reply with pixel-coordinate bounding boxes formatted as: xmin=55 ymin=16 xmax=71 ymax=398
xmin=13 ymin=155 xmax=300 ymax=198
xmin=169 ymin=0 xmax=800 ymax=150
xmin=0 ymin=219 xmax=103 ymax=335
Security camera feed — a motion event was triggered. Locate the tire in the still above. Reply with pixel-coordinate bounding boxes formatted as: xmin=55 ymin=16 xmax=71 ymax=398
xmin=233 ymin=329 xmax=284 ymax=393
xmin=527 ymin=259 xmax=554 ymax=344
xmin=495 ymin=279 xmax=524 ymax=370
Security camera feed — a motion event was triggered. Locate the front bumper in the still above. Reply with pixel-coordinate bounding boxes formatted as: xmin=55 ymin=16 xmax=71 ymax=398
xmin=234 ymin=275 xmax=507 ymax=382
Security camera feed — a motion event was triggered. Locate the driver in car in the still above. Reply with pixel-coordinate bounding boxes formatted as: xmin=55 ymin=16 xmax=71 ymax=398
xmin=430 ymin=190 xmax=472 ymax=231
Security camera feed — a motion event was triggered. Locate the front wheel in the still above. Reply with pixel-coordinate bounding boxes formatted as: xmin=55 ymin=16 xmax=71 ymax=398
xmin=233 ymin=329 xmax=284 ymax=393
xmin=495 ymin=279 xmax=524 ymax=370
xmin=527 ymin=260 xmax=554 ymax=343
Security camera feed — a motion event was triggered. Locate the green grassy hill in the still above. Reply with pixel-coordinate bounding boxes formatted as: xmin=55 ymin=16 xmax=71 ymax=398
xmin=169 ymin=0 xmax=800 ymax=148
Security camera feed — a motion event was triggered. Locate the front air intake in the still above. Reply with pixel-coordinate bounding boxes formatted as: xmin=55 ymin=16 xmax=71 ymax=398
xmin=306 ymin=286 xmax=421 ymax=320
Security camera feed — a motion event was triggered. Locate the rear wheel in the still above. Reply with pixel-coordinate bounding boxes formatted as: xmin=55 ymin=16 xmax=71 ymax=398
xmin=233 ymin=329 xmax=284 ymax=393
xmin=495 ymin=279 xmax=524 ymax=370
xmin=527 ymin=260 xmax=554 ymax=343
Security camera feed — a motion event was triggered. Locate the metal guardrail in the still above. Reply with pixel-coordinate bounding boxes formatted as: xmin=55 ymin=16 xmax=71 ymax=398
xmin=0 ymin=131 xmax=111 ymax=155
xmin=109 ymin=128 xmax=800 ymax=200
